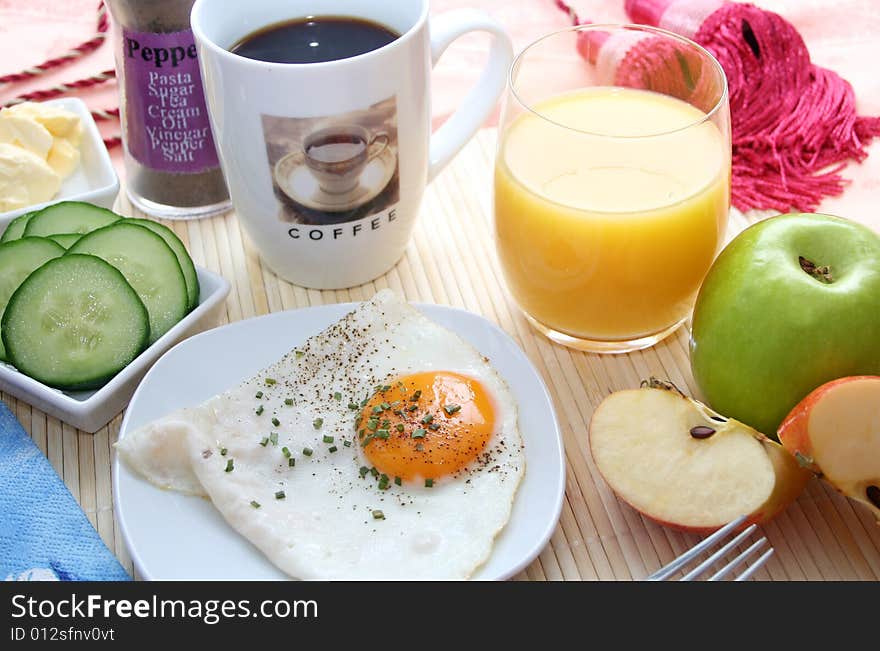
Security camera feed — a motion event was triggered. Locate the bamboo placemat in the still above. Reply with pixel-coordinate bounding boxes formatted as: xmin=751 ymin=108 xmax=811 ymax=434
xmin=7 ymin=129 xmax=879 ymax=581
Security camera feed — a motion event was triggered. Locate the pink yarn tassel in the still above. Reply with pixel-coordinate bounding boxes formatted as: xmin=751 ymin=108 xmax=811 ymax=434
xmin=622 ymin=0 xmax=880 ymax=212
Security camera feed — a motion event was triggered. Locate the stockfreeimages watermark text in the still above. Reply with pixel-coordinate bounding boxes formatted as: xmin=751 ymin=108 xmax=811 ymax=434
xmin=10 ymin=593 xmax=317 ymax=626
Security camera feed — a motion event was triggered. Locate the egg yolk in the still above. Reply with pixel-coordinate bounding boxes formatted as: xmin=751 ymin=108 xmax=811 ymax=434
xmin=358 ymin=371 xmax=495 ymax=481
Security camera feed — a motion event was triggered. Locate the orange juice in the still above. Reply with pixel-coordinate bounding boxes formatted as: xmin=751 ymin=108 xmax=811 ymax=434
xmin=494 ymin=86 xmax=730 ymax=342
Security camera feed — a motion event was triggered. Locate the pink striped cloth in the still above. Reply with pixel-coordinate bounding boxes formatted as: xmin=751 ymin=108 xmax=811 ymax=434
xmin=2 ymin=0 xmax=878 ymax=230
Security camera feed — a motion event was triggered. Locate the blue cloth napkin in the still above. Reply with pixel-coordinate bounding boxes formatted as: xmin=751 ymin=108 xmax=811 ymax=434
xmin=0 ymin=401 xmax=130 ymax=581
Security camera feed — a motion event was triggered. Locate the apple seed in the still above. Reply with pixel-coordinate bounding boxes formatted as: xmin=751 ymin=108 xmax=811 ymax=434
xmin=690 ymin=425 xmax=716 ymax=439
xmin=867 ymin=485 xmax=880 ymax=509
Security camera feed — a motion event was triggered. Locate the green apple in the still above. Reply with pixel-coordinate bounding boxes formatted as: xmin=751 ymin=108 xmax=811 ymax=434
xmin=690 ymin=213 xmax=880 ymax=438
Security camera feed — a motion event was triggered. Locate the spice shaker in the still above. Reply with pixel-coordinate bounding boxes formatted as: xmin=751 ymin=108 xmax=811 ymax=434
xmin=106 ymin=0 xmax=230 ymax=218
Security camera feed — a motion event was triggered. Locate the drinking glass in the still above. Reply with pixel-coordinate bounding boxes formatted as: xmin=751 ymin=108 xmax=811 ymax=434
xmin=494 ymin=24 xmax=730 ymax=353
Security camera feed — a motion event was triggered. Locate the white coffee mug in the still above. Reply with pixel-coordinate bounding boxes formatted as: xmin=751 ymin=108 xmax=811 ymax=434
xmin=191 ymin=0 xmax=513 ymax=289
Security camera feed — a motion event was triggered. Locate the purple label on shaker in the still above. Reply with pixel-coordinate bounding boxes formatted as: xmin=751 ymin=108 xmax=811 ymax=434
xmin=121 ymin=28 xmax=219 ymax=174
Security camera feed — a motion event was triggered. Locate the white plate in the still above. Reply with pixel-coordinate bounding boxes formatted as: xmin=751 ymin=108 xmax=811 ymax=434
xmin=0 ymin=267 xmax=230 ymax=433
xmin=114 ymin=302 xmax=565 ymax=581
xmin=0 ymin=98 xmax=119 ymax=234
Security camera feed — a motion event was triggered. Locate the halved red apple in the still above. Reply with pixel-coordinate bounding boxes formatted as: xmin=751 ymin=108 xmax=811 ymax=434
xmin=778 ymin=376 xmax=880 ymax=521
xmin=589 ymin=380 xmax=810 ymax=534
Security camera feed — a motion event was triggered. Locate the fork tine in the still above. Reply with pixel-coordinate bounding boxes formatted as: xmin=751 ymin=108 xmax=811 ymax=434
xmin=733 ymin=547 xmax=774 ymax=582
xmin=679 ymin=524 xmax=758 ymax=581
xmin=645 ymin=515 xmax=749 ymax=581
xmin=708 ymin=537 xmax=769 ymax=581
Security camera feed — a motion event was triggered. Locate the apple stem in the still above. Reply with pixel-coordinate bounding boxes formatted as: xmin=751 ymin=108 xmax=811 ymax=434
xmin=799 ymin=256 xmax=833 ymax=283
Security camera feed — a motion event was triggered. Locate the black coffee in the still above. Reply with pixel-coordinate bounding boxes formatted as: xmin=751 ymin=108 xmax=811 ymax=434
xmin=230 ymin=16 xmax=399 ymax=64
xmin=307 ymin=135 xmax=366 ymax=164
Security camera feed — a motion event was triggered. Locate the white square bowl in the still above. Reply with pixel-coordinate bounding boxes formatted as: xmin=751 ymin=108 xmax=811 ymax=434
xmin=0 ymin=97 xmax=119 ymax=235
xmin=0 ymin=267 xmax=230 ymax=432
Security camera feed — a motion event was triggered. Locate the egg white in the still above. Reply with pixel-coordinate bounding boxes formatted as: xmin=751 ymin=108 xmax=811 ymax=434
xmin=118 ymin=290 xmax=525 ymax=580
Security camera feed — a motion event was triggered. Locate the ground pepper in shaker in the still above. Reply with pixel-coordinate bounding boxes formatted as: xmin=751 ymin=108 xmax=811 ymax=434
xmin=106 ymin=0 xmax=230 ymax=218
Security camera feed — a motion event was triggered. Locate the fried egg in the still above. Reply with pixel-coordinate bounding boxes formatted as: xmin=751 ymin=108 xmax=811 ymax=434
xmin=117 ymin=290 xmax=525 ymax=580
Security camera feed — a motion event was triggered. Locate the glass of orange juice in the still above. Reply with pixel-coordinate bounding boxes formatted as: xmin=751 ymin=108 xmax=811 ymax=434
xmin=494 ymin=24 xmax=731 ymax=353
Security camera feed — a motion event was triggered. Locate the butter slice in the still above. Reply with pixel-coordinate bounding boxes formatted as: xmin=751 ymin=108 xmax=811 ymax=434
xmin=0 ymin=113 xmax=54 ymax=159
xmin=46 ymin=138 xmax=81 ymax=178
xmin=5 ymin=102 xmax=83 ymax=144
xmin=0 ymin=143 xmax=61 ymax=212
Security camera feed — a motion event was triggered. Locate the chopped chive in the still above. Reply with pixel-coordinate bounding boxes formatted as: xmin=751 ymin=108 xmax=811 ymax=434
xmin=255 ymin=391 xmax=263 ymax=399
xmin=409 ymin=390 xmax=422 ymax=402
xmin=275 ymin=490 xmax=286 ymax=500
xmin=378 ymin=475 xmax=389 ymax=490
xmin=295 ymin=350 xmax=304 ymax=358
xmin=395 ymin=423 xmax=405 ymax=432
xmin=390 ymin=400 xmax=401 ymax=408
xmin=358 ymin=428 xmax=366 ymax=439
xmin=412 ymin=428 xmax=426 ymax=439
xmin=394 ymin=476 xmax=402 ymax=486
xmin=367 ymin=418 xmax=379 ymax=431
xmin=255 ymin=405 xmax=264 ymax=416
xmin=393 ymin=409 xmax=403 ymax=416
xmin=250 ymin=500 xmax=261 ymax=508
xmin=302 ymin=447 xmax=313 ymax=457
xmin=370 ymin=467 xmax=379 ymax=478
xmin=360 ymin=398 xmax=368 ymax=408
xmin=348 ymin=402 xmax=359 ymax=410
xmin=343 ymin=440 xmax=352 ymax=448
xmin=322 ymin=435 xmax=334 ymax=444
xmin=284 ymin=398 xmax=294 ymax=406
xmin=270 ymin=432 xmax=279 ymax=446
xmin=425 ymin=478 xmax=434 ymax=488
xmin=372 ymin=406 xmax=383 ymax=415
xmin=359 ymin=466 xmax=370 ymax=478
xmin=421 ymin=414 xmax=434 ymax=425
xmin=361 ymin=435 xmax=374 ymax=447
xmin=271 ymin=417 xmax=281 ymax=427
xmin=444 ymin=404 xmax=461 ymax=415
xmin=376 ymin=429 xmax=390 ymax=439
xmin=288 ymin=458 xmax=296 ymax=467
xmin=225 ymin=459 xmax=234 ymax=472
xmin=220 ymin=447 xmax=228 ymax=456
xmin=372 ymin=510 xmax=385 ymax=520
xmin=282 ymin=446 xmax=291 ymax=458
xmin=313 ymin=418 xmax=323 ymax=429
xmin=265 ymin=378 xmax=276 ymax=386
xmin=429 ymin=423 xmax=440 ymax=431
xmin=259 ymin=437 xmax=269 ymax=447
xmin=332 ymin=392 xmax=341 ymax=401
xmin=374 ymin=385 xmax=383 ymax=393
xmin=415 ymin=443 xmax=424 ymax=451
xmin=408 ymin=404 xmax=418 ymax=412
xmin=380 ymin=401 xmax=391 ymax=411
xmin=382 ymin=385 xmax=391 ymax=392
xmin=328 ymin=446 xmax=338 ymax=453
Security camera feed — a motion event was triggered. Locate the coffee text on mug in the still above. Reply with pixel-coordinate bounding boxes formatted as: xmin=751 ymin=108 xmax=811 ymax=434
xmin=288 ymin=208 xmax=397 ymax=241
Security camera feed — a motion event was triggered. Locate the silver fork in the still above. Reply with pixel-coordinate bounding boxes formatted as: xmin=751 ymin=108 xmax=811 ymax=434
xmin=645 ymin=515 xmax=774 ymax=581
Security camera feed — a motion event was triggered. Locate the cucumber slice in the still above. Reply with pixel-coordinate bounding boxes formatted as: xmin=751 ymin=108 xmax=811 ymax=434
xmin=47 ymin=233 xmax=83 ymax=249
xmin=1 ymin=211 xmax=37 ymax=243
xmin=24 ymin=201 xmax=120 ymax=238
xmin=127 ymin=218 xmax=199 ymax=311
xmin=0 ymin=237 xmax=66 ymax=361
xmin=67 ymin=222 xmax=187 ymax=344
xmin=2 ymin=254 xmax=149 ymax=390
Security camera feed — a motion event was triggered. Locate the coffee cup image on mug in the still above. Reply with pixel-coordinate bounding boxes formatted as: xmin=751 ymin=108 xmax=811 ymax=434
xmin=263 ymin=96 xmax=399 ymax=225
